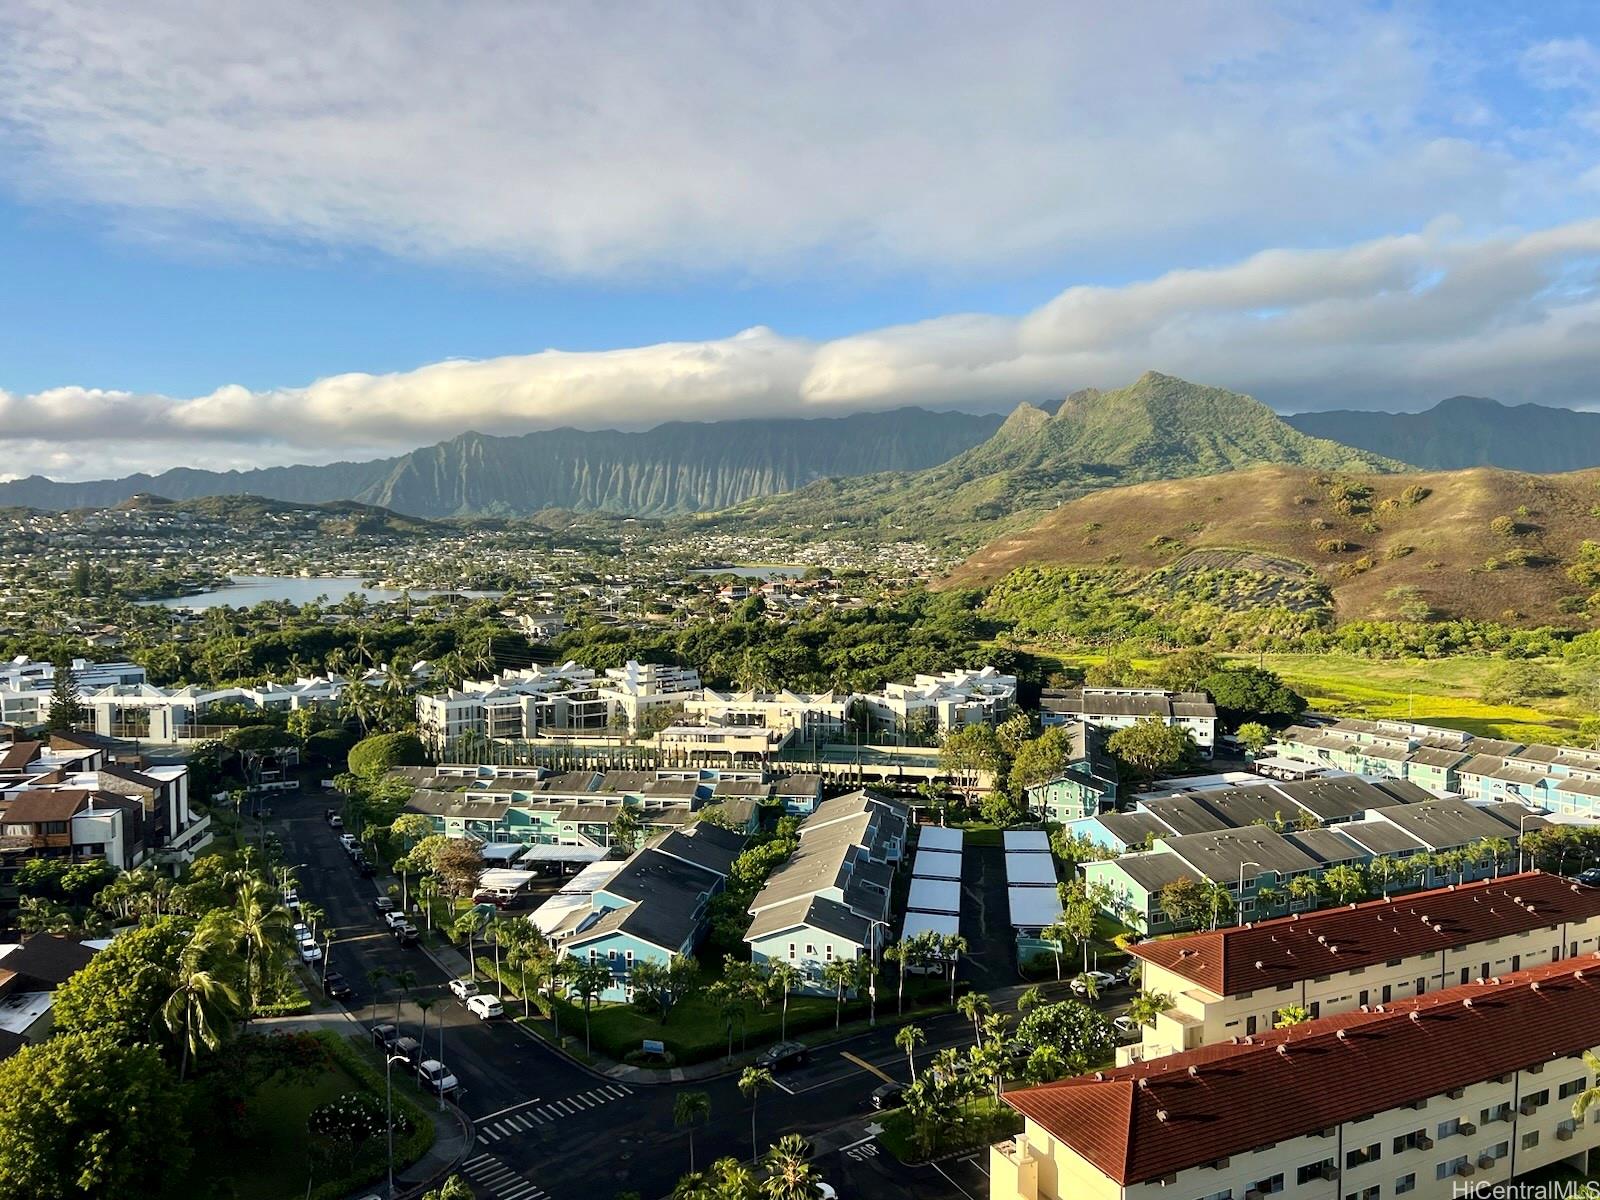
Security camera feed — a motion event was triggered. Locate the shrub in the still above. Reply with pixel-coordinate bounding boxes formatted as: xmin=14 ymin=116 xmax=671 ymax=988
xmin=1384 ymin=544 xmax=1414 ymax=561
xmin=1398 ymin=484 xmax=1430 ymax=505
xmin=1490 ymin=516 xmax=1518 ymax=538
xmin=347 ymin=732 xmax=426 ymax=780
xmin=1316 ymin=538 xmax=1353 ymax=554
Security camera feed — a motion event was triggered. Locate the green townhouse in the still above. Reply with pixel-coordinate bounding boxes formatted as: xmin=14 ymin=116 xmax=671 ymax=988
xmin=1082 ymin=794 xmax=1541 ymax=935
xmin=561 ymin=823 xmax=747 ymax=1002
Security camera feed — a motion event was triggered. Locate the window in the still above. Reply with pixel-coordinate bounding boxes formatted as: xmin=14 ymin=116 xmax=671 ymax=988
xmin=1297 ymin=1161 xmax=1335 ymax=1185
xmin=1250 ymin=1175 xmax=1283 ymax=1196
xmin=825 ymin=945 xmax=835 ymax=962
xmin=1195 ymin=1191 xmax=1232 ymax=1200
xmin=1346 ymin=1144 xmax=1381 ymax=1169
xmin=787 ymin=943 xmax=796 ymax=960
xmin=1560 ymin=1076 xmax=1588 ymax=1100
xmin=1393 ymin=1129 xmax=1428 ymax=1154
xmin=805 ymin=944 xmax=817 ymax=956
xmin=1481 ymin=1102 xmax=1510 ymax=1124
xmin=1394 ymin=1174 xmax=1416 ymax=1195
xmin=1437 ymin=1118 xmax=1461 ymax=1139
xmin=1522 ymin=1131 xmax=1539 ymax=1150
xmin=1485 ymin=1142 xmax=1508 ymax=1162
xmin=1436 ymin=1157 xmax=1468 ymax=1181
xmin=1525 ymin=1088 xmax=1550 ymax=1110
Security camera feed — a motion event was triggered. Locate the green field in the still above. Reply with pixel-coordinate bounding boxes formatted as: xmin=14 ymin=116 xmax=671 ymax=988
xmin=1249 ymin=652 xmax=1582 ymax=742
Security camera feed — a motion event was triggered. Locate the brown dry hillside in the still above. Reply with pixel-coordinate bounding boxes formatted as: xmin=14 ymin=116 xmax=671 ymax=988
xmin=943 ymin=465 xmax=1600 ymax=624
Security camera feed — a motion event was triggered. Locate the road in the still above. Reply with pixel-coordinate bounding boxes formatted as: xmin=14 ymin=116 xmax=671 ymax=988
xmin=271 ymin=785 xmax=1124 ymax=1200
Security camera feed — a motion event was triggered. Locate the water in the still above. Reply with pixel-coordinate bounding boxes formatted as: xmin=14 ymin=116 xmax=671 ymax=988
xmin=139 ymin=574 xmax=500 ymax=609
xmin=686 ymin=564 xmax=805 ymax=580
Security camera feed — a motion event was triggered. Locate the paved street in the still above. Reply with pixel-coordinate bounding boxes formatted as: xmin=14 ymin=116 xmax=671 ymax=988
xmin=270 ymin=784 xmax=1121 ymax=1200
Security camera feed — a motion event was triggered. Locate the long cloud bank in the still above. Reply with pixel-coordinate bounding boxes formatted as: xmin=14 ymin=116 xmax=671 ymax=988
xmin=5 ymin=219 xmax=1600 ymax=480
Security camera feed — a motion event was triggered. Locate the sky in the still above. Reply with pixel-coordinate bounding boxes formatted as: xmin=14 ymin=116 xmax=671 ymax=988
xmin=3 ymin=1 xmax=1600 ymax=479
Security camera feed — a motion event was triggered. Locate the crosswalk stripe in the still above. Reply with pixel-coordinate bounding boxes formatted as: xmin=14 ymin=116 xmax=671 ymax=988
xmin=511 ymin=1114 xmax=533 ymax=1130
xmin=602 ymin=1084 xmax=627 ymax=1098
xmin=465 ymin=1153 xmax=493 ymax=1169
xmin=501 ymin=1185 xmax=543 ymax=1200
xmin=476 ymin=1135 xmax=490 ymax=1145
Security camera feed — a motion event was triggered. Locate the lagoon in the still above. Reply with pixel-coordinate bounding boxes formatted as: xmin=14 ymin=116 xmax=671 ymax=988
xmin=139 ymin=574 xmax=499 ymax=609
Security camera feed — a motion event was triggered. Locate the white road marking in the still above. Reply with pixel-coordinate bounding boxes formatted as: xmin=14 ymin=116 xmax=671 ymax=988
xmin=933 ymin=1162 xmax=979 ymax=1200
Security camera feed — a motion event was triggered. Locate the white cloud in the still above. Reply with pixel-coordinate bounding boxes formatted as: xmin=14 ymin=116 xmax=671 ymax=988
xmin=0 ymin=1 xmax=1551 ymax=278
xmin=6 ymin=218 xmax=1600 ymax=478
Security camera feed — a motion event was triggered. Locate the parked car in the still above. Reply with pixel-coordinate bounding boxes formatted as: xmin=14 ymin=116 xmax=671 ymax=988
xmin=356 ymin=859 xmax=375 ymax=878
xmin=292 ymin=922 xmax=310 ymax=942
xmin=1577 ymin=867 xmax=1600 ymax=887
xmin=393 ymin=924 xmax=419 ymax=947
xmin=370 ymin=1023 xmax=399 ymax=1051
xmin=467 ymin=994 xmax=503 ymax=1020
xmin=339 ymin=833 xmax=357 ymax=851
xmin=325 ymin=809 xmax=343 ymax=828
xmin=383 ymin=911 xmax=409 ymax=930
xmin=298 ymin=942 xmax=323 ymax=964
xmin=374 ymin=897 xmax=395 ymax=913
xmin=754 ymin=1041 xmax=810 ymax=1072
xmin=282 ymin=887 xmax=298 ymax=905
xmin=322 ymin=972 xmax=353 ymax=1001
xmin=1113 ymin=1014 xmax=1141 ymax=1039
xmin=870 ymin=1081 xmax=905 ymax=1110
xmin=817 ymin=1184 xmax=837 ymax=1200
xmin=394 ymin=1036 xmax=423 ymax=1065
xmin=417 ymin=1060 xmax=459 ymax=1094
xmin=449 ymin=978 xmax=480 ymax=1000
xmin=1071 ymin=970 xmax=1116 ymax=996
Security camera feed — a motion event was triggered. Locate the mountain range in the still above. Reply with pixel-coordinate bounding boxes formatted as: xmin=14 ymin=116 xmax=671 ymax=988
xmin=710 ymin=372 xmax=1399 ymax=544
xmin=0 ymin=408 xmax=1003 ymax=517
xmin=1284 ymin=396 xmax=1600 ymax=472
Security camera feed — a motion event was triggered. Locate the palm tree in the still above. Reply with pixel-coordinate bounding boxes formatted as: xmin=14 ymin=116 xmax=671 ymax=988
xmin=1570 ymin=1051 xmax=1600 ymax=1121
xmin=940 ymin=933 xmax=968 ymax=1005
xmin=1481 ymin=836 xmax=1514 ymax=879
xmin=738 ymin=1067 xmax=775 ymax=1164
xmin=956 ymin=992 xmax=990 ymax=1044
xmin=454 ymin=908 xmax=486 ymax=975
xmin=391 ymin=968 xmax=418 ymax=1022
xmin=710 ymin=1158 xmax=756 ymax=1200
xmin=417 ymin=876 xmax=440 ymax=931
xmin=161 ymin=925 xmax=241 ymax=1082
xmin=761 ymin=1134 xmax=819 ymax=1200
xmin=1040 ymin=920 xmax=1072 ymax=980
xmin=895 ymin=1024 xmax=925 ymax=1081
xmin=671 ymin=1172 xmax=715 ymax=1200
xmin=1016 ymin=985 xmax=1044 ymax=1014
xmin=569 ymin=959 xmax=612 ymax=1055
xmin=1127 ymin=990 xmax=1174 ymax=1028
xmin=767 ymin=962 xmax=801 ymax=1040
xmin=821 ymin=957 xmax=855 ymax=1029
xmin=1274 ymin=1003 xmax=1311 ymax=1027
xmin=417 ymin=995 xmax=436 ymax=1056
xmin=674 ymin=1090 xmax=712 ymax=1172
xmin=368 ymin=966 xmax=391 ymax=1022
xmin=300 ymin=902 xmax=326 ymax=940
xmin=1072 ymin=971 xmax=1101 ymax=1002
xmin=233 ymin=879 xmax=291 ymax=1012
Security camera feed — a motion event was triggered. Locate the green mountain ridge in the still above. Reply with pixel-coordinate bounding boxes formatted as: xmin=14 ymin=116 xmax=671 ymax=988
xmin=1285 ymin=396 xmax=1600 ymax=473
xmin=709 ymin=372 xmax=1403 ymax=546
xmin=0 ymin=408 xmax=1004 ymax=518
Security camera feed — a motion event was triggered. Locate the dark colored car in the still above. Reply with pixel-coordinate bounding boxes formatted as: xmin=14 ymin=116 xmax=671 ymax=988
xmin=322 ymin=972 xmax=353 ymax=1001
xmin=356 ymin=859 xmax=375 ymax=878
xmin=870 ymin=1081 xmax=905 ymax=1110
xmin=370 ymin=1023 xmax=398 ymax=1051
xmin=754 ymin=1040 xmax=810 ymax=1072
xmin=1577 ymin=867 xmax=1600 ymax=886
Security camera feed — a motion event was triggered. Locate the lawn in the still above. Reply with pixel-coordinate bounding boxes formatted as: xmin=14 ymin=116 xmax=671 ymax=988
xmin=1247 ymin=652 xmax=1581 ymax=743
xmin=877 ymin=1096 xmax=1020 ymax=1163
xmin=187 ymin=1032 xmax=433 ymax=1200
xmin=485 ymin=958 xmax=954 ymax=1064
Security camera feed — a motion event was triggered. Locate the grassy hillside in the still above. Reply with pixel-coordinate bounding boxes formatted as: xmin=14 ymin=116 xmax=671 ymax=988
xmin=709 ymin=372 xmax=1399 ymax=547
xmin=947 ymin=464 xmax=1600 ymax=625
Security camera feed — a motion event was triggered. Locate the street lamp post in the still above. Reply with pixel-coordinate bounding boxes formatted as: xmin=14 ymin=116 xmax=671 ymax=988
xmin=384 ymin=1051 xmax=408 ymax=1199
xmin=867 ymin=919 xmax=890 ymax=1027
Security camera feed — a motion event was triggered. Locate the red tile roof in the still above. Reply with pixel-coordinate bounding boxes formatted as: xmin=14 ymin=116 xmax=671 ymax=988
xmin=1005 ymin=953 xmax=1600 ymax=1185
xmin=1127 ymin=871 xmax=1600 ymax=995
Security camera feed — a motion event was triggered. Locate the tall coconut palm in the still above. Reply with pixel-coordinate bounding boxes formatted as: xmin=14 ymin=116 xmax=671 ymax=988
xmin=738 ymin=1067 xmax=775 ymax=1163
xmin=1570 ymin=1051 xmax=1600 ymax=1121
xmin=821 ymin=957 xmax=855 ymax=1029
xmin=162 ymin=949 xmax=241 ymax=1082
xmin=233 ymin=879 xmax=291 ymax=1012
xmin=391 ymin=968 xmax=418 ymax=1022
xmin=956 ymin=992 xmax=990 ymax=1044
xmin=895 ymin=1024 xmax=925 ymax=1081
xmin=674 ymin=1090 xmax=712 ymax=1172
xmin=766 ymin=962 xmax=801 ymax=1041
xmin=761 ymin=1134 xmax=820 ymax=1200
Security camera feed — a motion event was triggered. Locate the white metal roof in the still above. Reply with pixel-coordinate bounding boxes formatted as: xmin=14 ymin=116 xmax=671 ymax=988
xmin=481 ymin=843 xmax=524 ymax=862
xmin=916 ymin=826 xmax=965 ymax=853
xmin=1002 ymin=829 xmax=1051 ymax=854
xmin=906 ymin=876 xmax=962 ymax=915
xmin=1004 ymin=852 xmax=1058 ymax=886
xmin=900 ymin=910 xmax=960 ymax=940
xmin=518 ymin=842 xmax=609 ymax=863
xmin=911 ymin=848 xmax=963 ymax=880
xmin=477 ymin=868 xmax=538 ymax=890
xmin=1007 ymin=885 xmax=1063 ymax=931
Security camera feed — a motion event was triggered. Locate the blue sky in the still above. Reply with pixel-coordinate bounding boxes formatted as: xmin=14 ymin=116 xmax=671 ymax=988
xmin=3 ymin=2 xmax=1600 ymax=477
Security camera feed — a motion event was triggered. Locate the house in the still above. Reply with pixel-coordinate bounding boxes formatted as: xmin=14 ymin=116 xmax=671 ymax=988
xmin=0 ymin=935 xmax=99 ymax=1053
xmin=865 ymin=667 xmax=1017 ymax=735
xmin=1041 ymin=687 xmax=1218 ymax=757
xmin=992 ymin=955 xmax=1600 ymax=1200
xmin=745 ymin=791 xmax=909 ymax=988
xmin=561 ymin=823 xmax=746 ymax=1001
xmin=1124 ymin=870 xmax=1600 ymax=1064
xmin=0 ymin=789 xmax=147 ymax=870
xmin=1023 ymin=723 xmax=1119 ymax=823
